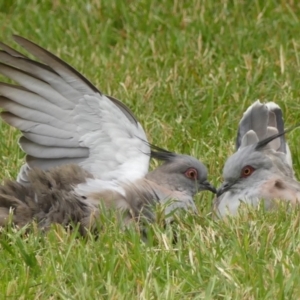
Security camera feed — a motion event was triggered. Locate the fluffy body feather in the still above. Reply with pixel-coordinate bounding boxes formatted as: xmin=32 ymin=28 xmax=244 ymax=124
xmin=214 ymin=101 xmax=298 ymax=217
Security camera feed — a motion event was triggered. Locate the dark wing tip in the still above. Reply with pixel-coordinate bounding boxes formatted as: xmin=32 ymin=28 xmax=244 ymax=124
xmin=11 ymin=35 xmax=140 ymax=126
xmin=255 ymin=123 xmax=300 ymax=151
xmin=11 ymin=34 xmax=101 ymax=94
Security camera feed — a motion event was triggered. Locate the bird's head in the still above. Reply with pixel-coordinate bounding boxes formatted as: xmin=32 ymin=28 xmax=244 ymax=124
xmin=217 ymin=128 xmax=297 ymax=198
xmin=214 ymin=126 xmax=299 ymax=217
xmin=148 ymin=145 xmax=216 ymax=196
xmin=217 ymin=143 xmax=273 ymax=198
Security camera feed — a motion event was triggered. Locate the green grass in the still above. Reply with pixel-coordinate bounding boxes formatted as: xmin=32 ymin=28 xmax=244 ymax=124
xmin=1 ymin=0 xmax=300 ymax=298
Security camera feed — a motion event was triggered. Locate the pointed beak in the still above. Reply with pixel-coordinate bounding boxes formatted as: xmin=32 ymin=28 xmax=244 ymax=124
xmin=199 ymin=180 xmax=217 ymax=194
xmin=216 ymin=182 xmax=232 ymax=197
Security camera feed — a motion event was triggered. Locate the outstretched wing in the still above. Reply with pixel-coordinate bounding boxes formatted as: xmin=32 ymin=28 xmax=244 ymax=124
xmin=235 ymin=100 xmax=292 ymax=166
xmin=0 ymin=36 xmax=150 ymax=184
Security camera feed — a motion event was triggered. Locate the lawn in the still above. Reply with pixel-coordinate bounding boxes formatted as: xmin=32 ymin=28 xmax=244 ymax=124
xmin=0 ymin=0 xmax=300 ymax=298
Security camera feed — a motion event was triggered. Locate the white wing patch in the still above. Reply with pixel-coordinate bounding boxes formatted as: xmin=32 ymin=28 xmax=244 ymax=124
xmin=75 ymin=178 xmax=126 ymax=198
xmin=73 ymin=94 xmax=150 ymax=182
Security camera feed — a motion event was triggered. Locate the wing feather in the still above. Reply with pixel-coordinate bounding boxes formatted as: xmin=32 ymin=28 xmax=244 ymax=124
xmin=236 ymin=100 xmax=268 ymax=149
xmin=13 ymin=35 xmax=99 ymax=95
xmin=0 ymin=36 xmax=150 ymax=185
xmin=236 ymin=100 xmax=292 ymax=166
xmin=0 ymin=50 xmax=83 ymax=101
xmin=0 ymin=63 xmax=74 ymax=109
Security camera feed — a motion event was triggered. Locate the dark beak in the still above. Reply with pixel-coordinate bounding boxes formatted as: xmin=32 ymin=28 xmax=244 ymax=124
xmin=200 ymin=180 xmax=217 ymax=194
xmin=216 ymin=182 xmax=231 ymax=197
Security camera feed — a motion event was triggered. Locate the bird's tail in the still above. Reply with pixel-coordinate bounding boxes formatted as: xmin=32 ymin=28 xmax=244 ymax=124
xmin=0 ymin=177 xmax=44 ymax=229
xmin=0 ymin=164 xmax=95 ymax=234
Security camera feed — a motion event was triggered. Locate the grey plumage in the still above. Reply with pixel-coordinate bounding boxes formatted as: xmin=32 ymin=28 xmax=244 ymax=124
xmin=146 ymin=150 xmax=216 ymax=199
xmin=214 ymin=101 xmax=299 ymax=217
xmin=0 ymin=36 xmax=216 ymax=230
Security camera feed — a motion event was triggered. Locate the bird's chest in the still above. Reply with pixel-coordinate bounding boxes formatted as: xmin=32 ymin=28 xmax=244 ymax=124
xmin=216 ymin=181 xmax=271 ymax=217
xmin=216 ymin=176 xmax=300 ymax=217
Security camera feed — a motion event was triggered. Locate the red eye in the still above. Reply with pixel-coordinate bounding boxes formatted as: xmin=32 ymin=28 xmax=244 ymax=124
xmin=241 ymin=165 xmax=255 ymax=178
xmin=185 ymin=168 xmax=198 ymax=180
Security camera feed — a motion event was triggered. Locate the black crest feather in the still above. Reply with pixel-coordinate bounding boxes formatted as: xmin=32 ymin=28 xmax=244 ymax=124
xmin=150 ymin=144 xmax=177 ymax=162
xmin=255 ymin=123 xmax=300 ymax=151
xmin=137 ymin=137 xmax=178 ymax=162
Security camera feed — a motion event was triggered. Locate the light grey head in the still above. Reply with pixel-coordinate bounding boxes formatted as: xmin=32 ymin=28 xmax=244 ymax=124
xmin=147 ymin=145 xmax=216 ymax=196
xmin=217 ymin=144 xmax=272 ymax=199
xmin=217 ymin=129 xmax=297 ymax=198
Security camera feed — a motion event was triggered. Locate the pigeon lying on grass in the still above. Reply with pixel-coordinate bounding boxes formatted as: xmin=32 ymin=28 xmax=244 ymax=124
xmin=0 ymin=36 xmax=216 ymax=232
xmin=214 ymin=100 xmax=299 ymax=217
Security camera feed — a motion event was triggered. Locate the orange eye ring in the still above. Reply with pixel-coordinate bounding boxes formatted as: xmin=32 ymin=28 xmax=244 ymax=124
xmin=185 ymin=168 xmax=198 ymax=180
xmin=241 ymin=165 xmax=255 ymax=178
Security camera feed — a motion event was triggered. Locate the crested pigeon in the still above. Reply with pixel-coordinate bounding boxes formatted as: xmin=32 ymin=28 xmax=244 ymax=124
xmin=0 ymin=36 xmax=216 ymax=231
xmin=214 ymin=100 xmax=299 ymax=217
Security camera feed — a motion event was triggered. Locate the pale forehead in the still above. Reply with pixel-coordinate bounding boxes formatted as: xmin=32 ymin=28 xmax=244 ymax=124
xmin=177 ymin=155 xmax=208 ymax=174
xmin=223 ymin=146 xmax=261 ymax=176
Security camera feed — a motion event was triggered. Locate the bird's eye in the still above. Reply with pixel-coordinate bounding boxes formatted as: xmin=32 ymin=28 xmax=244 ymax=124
xmin=185 ymin=168 xmax=198 ymax=180
xmin=241 ymin=165 xmax=255 ymax=178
